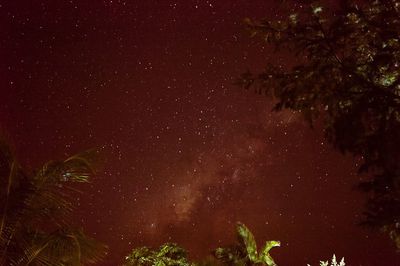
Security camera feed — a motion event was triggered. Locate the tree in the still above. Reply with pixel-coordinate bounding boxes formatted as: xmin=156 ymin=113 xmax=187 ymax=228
xmin=0 ymin=140 xmax=107 ymax=265
xmin=124 ymin=243 xmax=192 ymax=266
xmin=237 ymin=0 xmax=400 ymax=249
xmin=214 ymin=222 xmax=280 ymax=266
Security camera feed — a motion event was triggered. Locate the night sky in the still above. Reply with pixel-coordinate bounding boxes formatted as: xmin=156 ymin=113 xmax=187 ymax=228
xmin=1 ymin=1 xmax=400 ymax=265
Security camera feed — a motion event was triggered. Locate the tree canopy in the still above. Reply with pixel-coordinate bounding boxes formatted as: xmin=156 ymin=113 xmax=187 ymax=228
xmin=237 ymin=0 xmax=400 ymax=248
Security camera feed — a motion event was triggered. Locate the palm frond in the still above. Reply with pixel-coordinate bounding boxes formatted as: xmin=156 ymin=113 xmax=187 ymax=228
xmin=0 ymin=140 xmax=107 ymax=265
xmin=11 ymin=227 xmax=107 ymax=266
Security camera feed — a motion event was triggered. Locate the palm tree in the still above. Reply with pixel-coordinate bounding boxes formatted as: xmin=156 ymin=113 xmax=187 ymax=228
xmin=0 ymin=140 xmax=107 ymax=265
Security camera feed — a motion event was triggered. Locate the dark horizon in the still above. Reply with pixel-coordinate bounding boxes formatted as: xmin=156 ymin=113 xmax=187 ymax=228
xmin=1 ymin=1 xmax=400 ymax=265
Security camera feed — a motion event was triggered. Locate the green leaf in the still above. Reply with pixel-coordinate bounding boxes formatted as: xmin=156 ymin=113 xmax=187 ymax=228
xmin=236 ymin=222 xmax=258 ymax=262
xmin=260 ymin=240 xmax=281 ymax=266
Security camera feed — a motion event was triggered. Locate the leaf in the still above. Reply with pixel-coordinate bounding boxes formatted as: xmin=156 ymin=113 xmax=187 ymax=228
xmin=236 ymin=222 xmax=258 ymax=262
xmin=260 ymin=240 xmax=281 ymax=266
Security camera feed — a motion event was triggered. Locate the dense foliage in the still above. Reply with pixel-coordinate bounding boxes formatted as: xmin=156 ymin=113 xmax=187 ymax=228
xmin=124 ymin=243 xmax=191 ymax=266
xmin=238 ymin=0 xmax=400 ymax=248
xmin=124 ymin=222 xmax=278 ymax=266
xmin=0 ymin=140 xmax=107 ymax=265
xmin=125 ymin=222 xmax=344 ymax=266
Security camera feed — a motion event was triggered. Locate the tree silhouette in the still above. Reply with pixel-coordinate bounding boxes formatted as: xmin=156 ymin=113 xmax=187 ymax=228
xmin=237 ymin=0 xmax=400 ymax=249
xmin=0 ymin=140 xmax=107 ymax=265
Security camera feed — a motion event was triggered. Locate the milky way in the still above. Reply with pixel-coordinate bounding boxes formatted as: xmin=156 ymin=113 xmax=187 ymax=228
xmin=1 ymin=1 xmax=399 ymax=265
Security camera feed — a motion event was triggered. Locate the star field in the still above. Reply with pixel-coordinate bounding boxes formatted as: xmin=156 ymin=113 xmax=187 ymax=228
xmin=1 ymin=1 xmax=400 ymax=265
